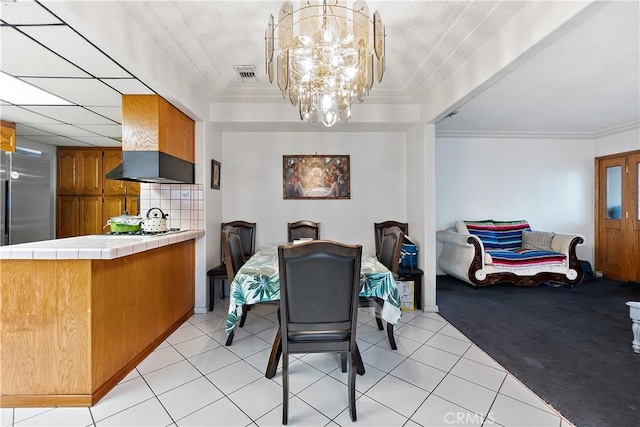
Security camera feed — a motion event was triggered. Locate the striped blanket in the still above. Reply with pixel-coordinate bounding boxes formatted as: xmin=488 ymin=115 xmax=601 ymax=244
xmin=487 ymin=249 xmax=566 ymax=267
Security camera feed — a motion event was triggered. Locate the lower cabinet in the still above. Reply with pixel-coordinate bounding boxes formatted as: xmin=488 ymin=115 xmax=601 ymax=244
xmin=56 ymin=196 xmax=80 ymax=238
xmin=57 ymin=196 xmax=109 ymax=237
xmin=80 ymin=197 xmax=103 ymax=236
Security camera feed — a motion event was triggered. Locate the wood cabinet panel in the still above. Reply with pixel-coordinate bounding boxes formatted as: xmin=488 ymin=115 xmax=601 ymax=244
xmin=79 ymin=196 xmax=103 ymax=236
xmin=102 ymin=196 xmax=125 ymax=229
xmin=126 ymin=196 xmax=138 ymax=216
xmin=1 ymin=260 xmax=92 ymax=398
xmin=103 ymin=149 xmax=126 ymax=195
xmin=56 ymin=196 xmax=79 ymax=238
xmin=122 ymin=95 xmax=195 ymax=163
xmin=57 ymin=148 xmax=138 ymax=238
xmin=57 ymin=150 xmax=79 ymax=195
xmin=0 ymin=241 xmax=195 ymax=407
xmin=79 ymin=150 xmax=102 ymax=195
xmin=1 ymin=120 xmax=16 ymax=152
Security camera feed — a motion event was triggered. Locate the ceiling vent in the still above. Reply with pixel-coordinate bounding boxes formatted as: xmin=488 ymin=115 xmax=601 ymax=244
xmin=234 ymin=65 xmax=258 ymax=83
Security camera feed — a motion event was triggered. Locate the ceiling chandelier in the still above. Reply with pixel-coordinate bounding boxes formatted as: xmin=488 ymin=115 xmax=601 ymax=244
xmin=265 ymin=0 xmax=385 ymax=127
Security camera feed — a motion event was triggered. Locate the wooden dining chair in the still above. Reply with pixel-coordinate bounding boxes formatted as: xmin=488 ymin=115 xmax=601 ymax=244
xmin=272 ymin=240 xmax=364 ymax=424
xmin=287 ymin=220 xmax=320 ymax=242
xmin=361 ymin=225 xmax=404 ymax=350
xmin=221 ymin=225 xmax=249 ymax=346
xmin=374 ymin=221 xmax=408 ymax=258
xmin=207 ymin=221 xmax=256 ymax=310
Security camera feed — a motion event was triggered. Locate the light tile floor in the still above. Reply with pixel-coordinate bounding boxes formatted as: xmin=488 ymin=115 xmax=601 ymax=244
xmin=1 ymin=302 xmax=575 ymax=427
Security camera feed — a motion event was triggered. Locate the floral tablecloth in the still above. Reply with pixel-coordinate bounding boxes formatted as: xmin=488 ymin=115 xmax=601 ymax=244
xmin=225 ymin=243 xmax=402 ymax=334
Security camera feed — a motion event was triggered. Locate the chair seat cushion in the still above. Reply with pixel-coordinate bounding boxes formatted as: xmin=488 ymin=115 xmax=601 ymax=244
xmin=486 ymin=249 xmax=566 ymax=267
xmin=207 ymin=263 xmax=227 ymax=276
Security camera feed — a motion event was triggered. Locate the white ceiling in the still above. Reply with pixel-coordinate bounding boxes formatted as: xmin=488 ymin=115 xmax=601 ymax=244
xmin=0 ymin=0 xmax=638 ymax=147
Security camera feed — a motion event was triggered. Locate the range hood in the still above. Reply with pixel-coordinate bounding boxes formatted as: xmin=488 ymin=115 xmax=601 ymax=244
xmin=106 ymin=151 xmax=194 ymax=184
xmin=106 ymin=94 xmax=195 ymax=184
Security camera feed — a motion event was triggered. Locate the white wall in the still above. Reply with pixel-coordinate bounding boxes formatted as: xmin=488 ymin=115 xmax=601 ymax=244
xmin=222 ymin=132 xmax=407 ymax=256
xmin=594 ymin=125 xmax=640 ymax=157
xmin=435 ymin=136 xmax=595 ymax=269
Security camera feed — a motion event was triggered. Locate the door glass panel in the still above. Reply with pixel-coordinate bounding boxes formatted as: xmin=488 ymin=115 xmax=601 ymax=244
xmin=606 ymin=166 xmax=622 ymax=219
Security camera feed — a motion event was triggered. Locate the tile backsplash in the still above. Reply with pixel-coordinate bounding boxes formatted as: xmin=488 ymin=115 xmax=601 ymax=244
xmin=139 ymin=183 xmax=204 ymax=231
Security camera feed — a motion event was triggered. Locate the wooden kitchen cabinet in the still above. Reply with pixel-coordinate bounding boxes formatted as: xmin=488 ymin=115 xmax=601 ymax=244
xmin=57 ymin=148 xmax=139 ymax=237
xmin=79 ymin=150 xmax=102 ymax=195
xmin=56 ymin=196 xmax=80 ymax=238
xmin=80 ymin=196 xmax=103 ymax=236
xmin=1 ymin=240 xmax=195 ymax=407
xmin=122 ymin=95 xmax=195 ymax=163
xmin=57 ymin=149 xmax=79 ymax=195
xmin=57 ymin=148 xmax=102 ymax=196
xmin=103 ymin=149 xmax=126 ymax=195
xmin=1 ymin=121 xmax=16 ymax=152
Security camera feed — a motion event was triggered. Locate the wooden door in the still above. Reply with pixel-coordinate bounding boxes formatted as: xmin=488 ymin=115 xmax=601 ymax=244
xmin=627 ymin=152 xmax=640 ymax=281
xmin=79 ymin=150 xmax=103 ymax=195
xmin=596 ymin=150 xmax=640 ymax=282
xmin=79 ymin=196 xmax=103 ymax=236
xmin=56 ymin=196 xmax=79 ymax=238
xmin=103 ymin=149 xmax=126 ymax=195
xmin=57 ymin=149 xmax=79 ymax=195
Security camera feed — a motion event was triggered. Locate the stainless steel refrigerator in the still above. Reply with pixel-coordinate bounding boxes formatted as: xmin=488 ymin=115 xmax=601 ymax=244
xmin=1 ymin=147 xmax=53 ymax=245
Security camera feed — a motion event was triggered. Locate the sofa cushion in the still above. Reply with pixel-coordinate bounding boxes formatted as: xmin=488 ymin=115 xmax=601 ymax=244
xmin=522 ymin=230 xmax=555 ymax=251
xmin=464 ymin=220 xmax=531 ymax=250
xmin=487 ymin=248 xmax=566 ymax=267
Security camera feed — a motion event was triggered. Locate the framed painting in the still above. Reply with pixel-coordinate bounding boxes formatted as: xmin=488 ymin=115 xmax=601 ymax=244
xmin=211 ymin=159 xmax=221 ymax=189
xmin=283 ymin=154 xmax=350 ymax=199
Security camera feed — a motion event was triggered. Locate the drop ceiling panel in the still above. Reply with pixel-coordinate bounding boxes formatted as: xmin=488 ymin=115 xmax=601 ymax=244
xmin=101 ymin=78 xmax=154 ymax=95
xmin=24 ymin=123 xmax=104 ymax=138
xmin=20 ymin=135 xmax=94 ymax=147
xmin=16 ymin=124 xmax=61 ymax=137
xmin=73 ymin=136 xmax=121 ymax=147
xmin=0 ymin=105 xmax=61 ymax=124
xmin=0 ymin=27 xmax=89 ymax=77
xmin=0 ymin=1 xmax=62 ymax=25
xmin=75 ymin=124 xmax=122 ymax=138
xmin=23 ymin=106 xmax=118 ymax=125
xmin=22 ymin=77 xmax=123 ymax=106
xmin=84 ymin=106 xmax=122 ymax=123
xmin=20 ymin=26 xmax=132 ymax=78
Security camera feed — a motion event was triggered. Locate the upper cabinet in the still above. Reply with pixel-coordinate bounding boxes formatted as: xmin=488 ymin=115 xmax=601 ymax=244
xmin=57 ymin=148 xmax=102 ymax=195
xmin=1 ymin=121 xmax=16 ymax=152
xmin=122 ymin=94 xmax=195 ymax=163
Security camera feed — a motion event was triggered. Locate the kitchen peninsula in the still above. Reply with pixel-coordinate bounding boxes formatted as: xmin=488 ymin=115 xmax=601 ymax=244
xmin=0 ymin=230 xmax=204 ymax=407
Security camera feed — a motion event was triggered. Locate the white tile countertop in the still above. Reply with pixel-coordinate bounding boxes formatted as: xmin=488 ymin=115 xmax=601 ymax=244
xmin=0 ymin=230 xmax=205 ymax=260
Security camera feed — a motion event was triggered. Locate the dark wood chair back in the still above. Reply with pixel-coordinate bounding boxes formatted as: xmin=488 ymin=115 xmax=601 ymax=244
xmin=221 ymin=226 xmax=246 ymax=282
xmin=277 ymin=240 xmax=362 ymax=423
xmin=378 ymin=225 xmax=404 ymax=275
xmin=221 ymin=221 xmax=256 ymax=263
xmin=287 ymin=220 xmax=320 ymax=241
xmin=374 ymin=221 xmax=408 ymax=258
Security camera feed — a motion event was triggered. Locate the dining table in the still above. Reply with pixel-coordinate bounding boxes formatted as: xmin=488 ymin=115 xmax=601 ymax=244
xmin=225 ymin=242 xmax=402 ymax=376
xmin=225 ymin=242 xmax=402 ymax=335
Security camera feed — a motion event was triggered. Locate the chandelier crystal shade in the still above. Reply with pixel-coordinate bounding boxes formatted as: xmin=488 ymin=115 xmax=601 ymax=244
xmin=265 ymin=0 xmax=385 ymax=127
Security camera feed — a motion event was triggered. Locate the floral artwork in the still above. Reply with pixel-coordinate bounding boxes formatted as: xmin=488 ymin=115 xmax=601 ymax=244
xmin=282 ymin=154 xmax=350 ymax=199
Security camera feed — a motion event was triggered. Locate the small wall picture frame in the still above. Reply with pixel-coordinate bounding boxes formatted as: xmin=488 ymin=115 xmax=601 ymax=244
xmin=211 ymin=159 xmax=221 ymax=190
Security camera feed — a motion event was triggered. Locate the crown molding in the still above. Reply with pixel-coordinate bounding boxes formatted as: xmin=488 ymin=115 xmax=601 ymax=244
xmin=436 ymin=121 xmax=640 ymax=140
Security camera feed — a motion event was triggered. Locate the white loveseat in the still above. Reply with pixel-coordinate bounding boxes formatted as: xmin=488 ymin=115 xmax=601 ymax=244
xmin=437 ymin=220 xmax=585 ymax=287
